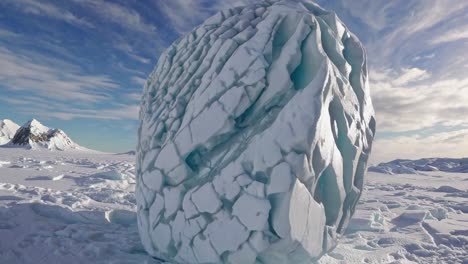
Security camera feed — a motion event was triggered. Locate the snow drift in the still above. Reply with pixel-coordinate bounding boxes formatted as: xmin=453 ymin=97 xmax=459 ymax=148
xmin=137 ymin=0 xmax=375 ymax=263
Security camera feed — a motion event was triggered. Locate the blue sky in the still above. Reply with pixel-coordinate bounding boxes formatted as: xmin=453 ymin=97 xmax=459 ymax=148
xmin=1 ymin=0 xmax=467 ymax=162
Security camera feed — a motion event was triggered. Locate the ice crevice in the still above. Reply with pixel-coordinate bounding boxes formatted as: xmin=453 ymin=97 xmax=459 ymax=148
xmin=137 ymin=1 xmax=375 ymax=263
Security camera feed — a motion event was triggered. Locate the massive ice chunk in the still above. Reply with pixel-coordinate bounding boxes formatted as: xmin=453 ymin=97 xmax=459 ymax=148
xmin=136 ymin=0 xmax=375 ymax=262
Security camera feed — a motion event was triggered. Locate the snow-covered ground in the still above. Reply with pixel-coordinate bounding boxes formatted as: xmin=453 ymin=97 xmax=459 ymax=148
xmin=320 ymin=171 xmax=468 ymax=264
xmin=0 ymin=148 xmax=157 ymax=264
xmin=0 ymin=147 xmax=466 ymax=263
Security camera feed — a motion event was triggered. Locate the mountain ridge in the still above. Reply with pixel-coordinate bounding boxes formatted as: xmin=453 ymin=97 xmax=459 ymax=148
xmin=4 ymin=118 xmax=87 ymax=151
xmin=369 ymin=157 xmax=468 ymax=174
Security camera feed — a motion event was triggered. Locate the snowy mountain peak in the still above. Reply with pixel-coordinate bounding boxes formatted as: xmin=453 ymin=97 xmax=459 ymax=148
xmin=2 ymin=119 xmax=20 ymax=128
xmin=23 ymin=119 xmax=50 ymax=135
xmin=0 ymin=119 xmax=20 ymax=145
xmin=9 ymin=119 xmax=82 ymax=151
xmin=26 ymin=118 xmax=42 ymax=126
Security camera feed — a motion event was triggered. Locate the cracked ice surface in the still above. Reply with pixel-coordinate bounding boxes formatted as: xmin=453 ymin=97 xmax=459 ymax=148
xmin=137 ymin=0 xmax=375 ymax=263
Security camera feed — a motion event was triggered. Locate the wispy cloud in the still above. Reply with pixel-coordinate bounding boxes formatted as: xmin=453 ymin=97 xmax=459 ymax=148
xmin=324 ymin=0 xmax=468 ymax=74
xmin=43 ymin=105 xmax=140 ymax=121
xmin=1 ymin=96 xmax=139 ymax=121
xmin=0 ymin=42 xmax=141 ymax=122
xmin=131 ymin=76 xmax=146 ymax=86
xmin=371 ymin=68 xmax=468 ymax=132
xmin=71 ymin=0 xmax=156 ymax=34
xmin=340 ymin=0 xmax=398 ymax=31
xmin=2 ymin=0 xmax=93 ymax=28
xmin=128 ymin=93 xmax=142 ymax=101
xmin=397 ymin=1 xmax=466 ymax=36
xmin=0 ymin=29 xmax=21 ymax=38
xmin=0 ymin=46 xmax=118 ymax=103
xmin=154 ymin=0 xmax=250 ymax=34
xmin=392 ymin=68 xmax=431 ymax=86
xmin=114 ymin=42 xmax=152 ymax=64
xmin=65 ymin=1 xmax=161 ymax=65
xmin=155 ymin=0 xmax=218 ymax=34
xmin=3 ymin=0 xmax=159 ymax=66
xmin=431 ymin=25 xmax=468 ymax=45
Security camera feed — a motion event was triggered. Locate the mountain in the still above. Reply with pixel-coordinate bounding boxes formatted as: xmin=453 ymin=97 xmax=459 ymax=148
xmin=8 ymin=119 xmax=84 ymax=151
xmin=369 ymin=158 xmax=468 ymax=174
xmin=0 ymin=119 xmax=20 ymax=145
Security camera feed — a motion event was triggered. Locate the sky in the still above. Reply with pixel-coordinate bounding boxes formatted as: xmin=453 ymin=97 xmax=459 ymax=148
xmin=0 ymin=0 xmax=467 ymax=162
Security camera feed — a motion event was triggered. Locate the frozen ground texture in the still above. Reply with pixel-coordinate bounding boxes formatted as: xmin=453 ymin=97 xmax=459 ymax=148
xmin=0 ymin=148 xmax=157 ymax=263
xmin=137 ymin=0 xmax=375 ymax=263
xmin=319 ymin=170 xmax=468 ymax=264
xmin=0 ymin=149 xmax=466 ymax=263
xmin=369 ymin=158 xmax=468 ymax=174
